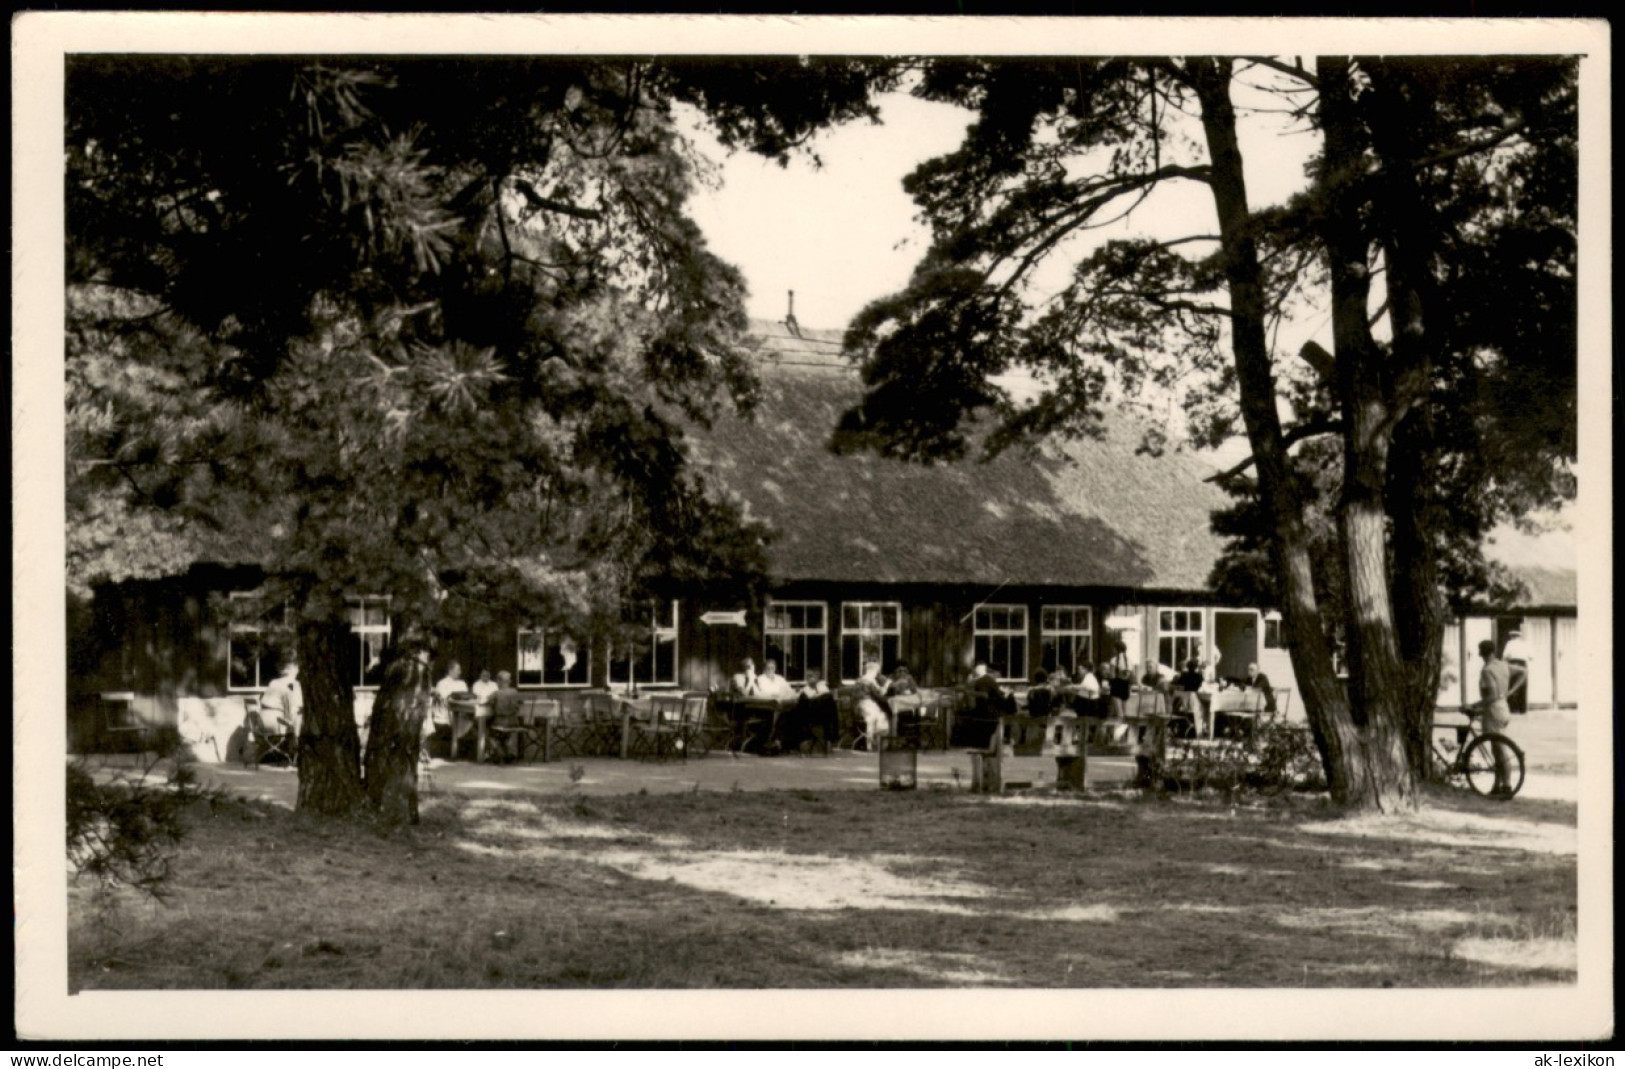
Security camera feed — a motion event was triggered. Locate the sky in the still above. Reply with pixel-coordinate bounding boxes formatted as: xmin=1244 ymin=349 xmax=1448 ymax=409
xmin=684 ymin=91 xmax=971 ymax=331
xmin=684 ymin=72 xmax=1325 ymax=335
xmin=681 ymin=76 xmax=1575 ymax=560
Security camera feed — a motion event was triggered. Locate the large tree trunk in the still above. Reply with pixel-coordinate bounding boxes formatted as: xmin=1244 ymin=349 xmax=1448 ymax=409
xmin=1390 ymin=413 xmax=1448 ymax=779
xmin=1318 ymin=55 xmax=1419 ymax=811
xmin=363 ymin=640 xmax=433 ymax=825
xmin=1365 ymin=59 xmax=1448 ymax=781
xmin=1188 ymin=58 xmax=1361 ymax=801
xmin=294 ymin=613 xmax=367 ymax=816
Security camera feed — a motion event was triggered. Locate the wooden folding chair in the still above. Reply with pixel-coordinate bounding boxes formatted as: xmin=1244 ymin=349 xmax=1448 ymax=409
xmin=579 ymin=691 xmax=623 ymax=756
xmin=241 ymin=695 xmax=297 ymax=769
xmin=629 ymin=694 xmax=686 ymax=762
xmin=677 ymin=693 xmax=714 ymax=758
xmin=490 ymin=697 xmax=559 ymax=763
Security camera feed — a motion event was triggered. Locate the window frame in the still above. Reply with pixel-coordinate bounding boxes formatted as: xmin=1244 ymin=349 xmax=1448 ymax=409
xmin=225 ymin=592 xmax=288 ymax=693
xmin=973 ymin=604 xmax=1030 ymax=683
xmin=608 ymin=600 xmax=680 ymax=689
xmin=763 ymin=600 xmax=828 ymax=684
xmin=516 ymin=628 xmax=591 ymax=689
xmin=839 ymin=601 xmax=903 ymax=684
xmin=346 ymin=595 xmax=393 ymax=692
xmin=1157 ymin=606 xmax=1207 ymax=671
xmin=1263 ymin=611 xmax=1286 ymax=650
xmin=1039 ymin=605 xmax=1094 ymax=676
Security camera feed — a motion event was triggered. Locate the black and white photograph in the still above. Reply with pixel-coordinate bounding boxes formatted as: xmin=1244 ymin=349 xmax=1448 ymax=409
xmin=12 ymin=12 xmax=1612 ymax=1046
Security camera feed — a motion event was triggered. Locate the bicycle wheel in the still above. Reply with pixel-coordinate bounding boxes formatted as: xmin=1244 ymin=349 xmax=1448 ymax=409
xmin=1462 ymin=733 xmax=1525 ymax=799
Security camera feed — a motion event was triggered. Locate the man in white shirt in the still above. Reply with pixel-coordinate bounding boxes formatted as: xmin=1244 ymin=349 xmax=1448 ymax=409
xmin=730 ymin=657 xmax=759 ymax=697
xmin=471 ymin=668 xmax=499 ymax=708
xmin=259 ymin=659 xmax=303 ymax=755
xmin=432 ymin=660 xmax=469 ymax=750
xmin=755 ymin=659 xmax=795 ymax=700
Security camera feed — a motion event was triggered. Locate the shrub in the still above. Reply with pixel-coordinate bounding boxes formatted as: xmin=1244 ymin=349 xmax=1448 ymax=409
xmin=66 ymin=738 xmax=224 ymax=898
xmin=1160 ymin=719 xmax=1326 ymax=799
xmin=1251 ymin=720 xmax=1326 ymax=794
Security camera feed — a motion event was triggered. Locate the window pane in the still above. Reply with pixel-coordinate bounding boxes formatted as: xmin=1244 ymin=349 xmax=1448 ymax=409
xmin=807 ymin=605 xmax=824 ymax=628
xmin=841 ymin=636 xmax=861 ymax=682
xmin=228 ymin=638 xmax=256 ymax=691
xmin=844 ymin=604 xmax=860 ymax=629
xmin=518 ymin=633 xmax=544 ymax=673
xmin=561 ymin=638 xmax=588 ymax=685
xmin=806 ymin=635 xmax=825 ymax=677
xmin=362 ymin=634 xmax=387 ymax=687
xmin=517 ymin=633 xmax=543 ymax=686
xmin=653 ymin=633 xmax=676 ymax=684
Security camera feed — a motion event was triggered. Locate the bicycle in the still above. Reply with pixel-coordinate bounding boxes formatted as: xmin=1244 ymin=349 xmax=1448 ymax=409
xmin=1430 ymin=705 xmax=1525 ymax=799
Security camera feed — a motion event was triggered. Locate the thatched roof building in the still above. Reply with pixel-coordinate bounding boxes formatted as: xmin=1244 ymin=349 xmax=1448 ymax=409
xmin=695 ymin=320 xmax=1231 ymax=596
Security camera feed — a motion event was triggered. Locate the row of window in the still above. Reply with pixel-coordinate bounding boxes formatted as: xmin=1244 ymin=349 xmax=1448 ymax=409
xmin=228 ymin=598 xmax=679 ymax=692
xmin=769 ymin=602 xmax=1097 ymax=685
xmin=229 ymin=598 xmax=1280 ymax=692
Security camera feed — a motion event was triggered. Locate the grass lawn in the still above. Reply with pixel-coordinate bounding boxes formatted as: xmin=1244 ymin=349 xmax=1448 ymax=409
xmin=69 ymin=779 xmax=1577 ymax=990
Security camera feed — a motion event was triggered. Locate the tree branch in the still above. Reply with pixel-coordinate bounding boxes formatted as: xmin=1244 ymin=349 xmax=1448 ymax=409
xmin=1408 ymin=116 xmax=1528 ymax=172
xmin=511 ymin=178 xmax=602 ymax=221
xmin=984 ymin=163 xmax=1212 ymax=298
xmin=1204 ymin=418 xmax=1343 ymax=483
xmin=1238 ymin=56 xmax=1318 ymax=89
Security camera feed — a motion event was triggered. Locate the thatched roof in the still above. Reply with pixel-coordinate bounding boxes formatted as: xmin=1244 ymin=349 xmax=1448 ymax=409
xmin=1505 ymin=565 xmax=1577 ymax=610
xmin=693 ymin=320 xmax=1233 ymax=592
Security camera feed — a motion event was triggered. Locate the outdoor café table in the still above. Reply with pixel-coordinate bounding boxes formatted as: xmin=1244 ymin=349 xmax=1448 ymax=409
xmin=446 ymin=695 xmax=489 ymax=762
xmin=730 ymin=695 xmax=795 ymax=752
xmin=613 ymin=694 xmax=653 ymax=759
xmin=886 ymin=693 xmax=925 ymax=744
xmin=1207 ymin=688 xmax=1266 ymax=740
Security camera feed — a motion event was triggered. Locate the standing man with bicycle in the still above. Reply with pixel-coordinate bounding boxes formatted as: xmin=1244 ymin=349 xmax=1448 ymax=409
xmin=1476 ymin=639 xmax=1517 ymax=798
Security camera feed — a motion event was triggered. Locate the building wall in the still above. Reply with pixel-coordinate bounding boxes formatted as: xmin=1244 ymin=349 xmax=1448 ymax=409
xmin=1436 ymin=610 xmax=1576 ymax=710
xmin=76 ymin=571 xmax=1575 ymax=763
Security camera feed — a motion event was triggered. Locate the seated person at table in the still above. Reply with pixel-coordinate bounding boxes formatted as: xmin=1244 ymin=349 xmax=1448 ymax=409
xmin=1224 ymin=662 xmax=1276 ymax=713
xmin=431 ymin=659 xmax=469 ymax=749
xmin=259 ymin=659 xmax=304 ymax=760
xmin=1072 ymin=661 xmax=1104 ymax=717
xmin=755 ymin=658 xmax=796 ymax=700
xmin=1025 ymin=668 xmax=1056 ymax=719
xmin=782 ymin=670 xmax=838 ymax=753
xmin=435 ymin=660 xmax=468 ymax=701
xmin=1107 ymin=664 xmax=1134 ymax=717
xmin=1137 ymin=661 xmax=1171 ymax=714
xmin=1175 ymin=658 xmax=1206 ymax=696
xmin=1141 ymin=661 xmax=1169 ymax=692
xmin=487 ymin=671 xmax=525 ymax=760
xmin=729 ymin=657 xmax=760 ymax=698
xmin=958 ymin=662 xmax=1014 ymax=746
xmin=801 ymin=670 xmax=830 ymax=699
xmin=856 ymin=659 xmax=891 ymax=745
xmin=471 ymin=668 xmax=499 ymax=710
xmin=1173 ymin=658 xmax=1207 ymax=735
xmin=885 ymin=663 xmax=919 ymax=698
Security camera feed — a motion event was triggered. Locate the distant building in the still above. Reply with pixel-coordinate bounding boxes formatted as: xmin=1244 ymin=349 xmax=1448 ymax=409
xmin=1437 ymin=566 xmax=1578 ymax=710
xmin=67 ymin=320 xmax=1577 ymax=757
